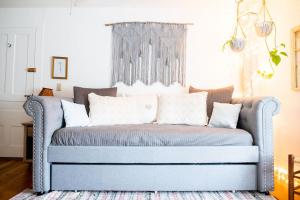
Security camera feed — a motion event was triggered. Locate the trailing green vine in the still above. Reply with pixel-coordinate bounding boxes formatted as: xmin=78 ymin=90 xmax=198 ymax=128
xmin=257 ymin=23 xmax=288 ymax=79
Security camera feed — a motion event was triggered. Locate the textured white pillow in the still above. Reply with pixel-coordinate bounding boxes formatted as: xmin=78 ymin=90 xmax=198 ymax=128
xmin=208 ymin=102 xmax=242 ymax=129
xmin=134 ymin=95 xmax=158 ymax=123
xmin=88 ymin=93 xmax=141 ymax=126
xmin=61 ymin=100 xmax=90 ymax=127
xmin=157 ymin=92 xmax=208 ymax=126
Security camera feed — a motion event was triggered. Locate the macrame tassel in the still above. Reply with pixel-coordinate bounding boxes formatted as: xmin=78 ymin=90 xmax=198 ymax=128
xmin=111 ymin=22 xmax=187 ymax=86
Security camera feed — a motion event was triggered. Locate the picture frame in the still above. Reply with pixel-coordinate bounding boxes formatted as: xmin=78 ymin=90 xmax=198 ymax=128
xmin=51 ymin=56 xmax=68 ymax=79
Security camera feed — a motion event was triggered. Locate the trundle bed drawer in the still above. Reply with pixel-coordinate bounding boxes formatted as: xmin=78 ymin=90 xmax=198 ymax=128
xmin=51 ymin=164 xmax=257 ymax=191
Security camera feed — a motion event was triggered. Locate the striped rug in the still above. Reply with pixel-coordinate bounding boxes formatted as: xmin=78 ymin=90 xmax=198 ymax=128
xmin=11 ymin=189 xmax=275 ymax=200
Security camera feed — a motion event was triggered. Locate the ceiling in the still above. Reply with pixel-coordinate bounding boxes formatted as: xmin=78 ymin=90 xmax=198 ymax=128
xmin=0 ymin=0 xmax=204 ymax=8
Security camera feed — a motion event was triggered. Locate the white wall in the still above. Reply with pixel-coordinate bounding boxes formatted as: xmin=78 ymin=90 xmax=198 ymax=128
xmin=0 ymin=0 xmax=299 ymax=170
xmin=253 ymin=0 xmax=300 ymax=169
xmin=0 ymin=2 xmax=240 ymax=97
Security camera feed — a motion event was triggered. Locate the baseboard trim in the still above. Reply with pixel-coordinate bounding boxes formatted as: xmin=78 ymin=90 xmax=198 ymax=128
xmin=0 ymin=157 xmax=23 ymax=161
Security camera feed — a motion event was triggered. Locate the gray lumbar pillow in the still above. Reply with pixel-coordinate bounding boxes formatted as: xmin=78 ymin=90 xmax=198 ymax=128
xmin=208 ymin=102 xmax=242 ymax=129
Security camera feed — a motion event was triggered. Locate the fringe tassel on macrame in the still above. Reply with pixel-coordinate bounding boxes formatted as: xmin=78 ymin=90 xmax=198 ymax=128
xmin=111 ymin=22 xmax=187 ymax=86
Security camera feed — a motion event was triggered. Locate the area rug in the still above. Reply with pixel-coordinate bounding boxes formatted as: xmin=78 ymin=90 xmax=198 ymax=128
xmin=11 ymin=189 xmax=275 ymax=200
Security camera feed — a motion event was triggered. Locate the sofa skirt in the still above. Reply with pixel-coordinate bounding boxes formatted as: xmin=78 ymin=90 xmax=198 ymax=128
xmin=51 ymin=164 xmax=257 ymax=191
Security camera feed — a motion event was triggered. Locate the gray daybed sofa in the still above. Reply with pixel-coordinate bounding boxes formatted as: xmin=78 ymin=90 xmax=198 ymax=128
xmin=23 ymin=95 xmax=280 ymax=194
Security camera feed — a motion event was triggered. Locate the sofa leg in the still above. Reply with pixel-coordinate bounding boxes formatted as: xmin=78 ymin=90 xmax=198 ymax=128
xmin=264 ymin=191 xmax=270 ymax=195
xmin=36 ymin=192 xmax=48 ymax=196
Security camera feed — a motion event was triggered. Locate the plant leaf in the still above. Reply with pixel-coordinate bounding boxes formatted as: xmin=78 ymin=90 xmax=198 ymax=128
xmin=270 ymin=49 xmax=277 ymax=56
xmin=280 ymin=43 xmax=286 ymax=48
xmin=271 ymin=54 xmax=281 ymax=66
xmin=267 ymin=73 xmax=274 ymax=79
xmin=222 ymin=40 xmax=231 ymax=51
xmin=280 ymin=52 xmax=288 ymax=57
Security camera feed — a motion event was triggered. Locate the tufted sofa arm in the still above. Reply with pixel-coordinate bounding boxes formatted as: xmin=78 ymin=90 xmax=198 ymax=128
xmin=231 ymin=96 xmax=280 ymax=192
xmin=23 ymin=96 xmax=65 ymax=193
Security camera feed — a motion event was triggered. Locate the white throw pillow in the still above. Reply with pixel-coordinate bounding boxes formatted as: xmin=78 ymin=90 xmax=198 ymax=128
xmin=61 ymin=100 xmax=90 ymax=127
xmin=134 ymin=95 xmax=158 ymax=123
xmin=88 ymin=93 xmax=141 ymax=126
xmin=208 ymin=102 xmax=242 ymax=129
xmin=157 ymin=92 xmax=208 ymax=126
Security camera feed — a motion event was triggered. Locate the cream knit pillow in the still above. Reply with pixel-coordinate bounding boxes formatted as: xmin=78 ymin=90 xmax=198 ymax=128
xmin=88 ymin=93 xmax=141 ymax=126
xmin=157 ymin=92 xmax=208 ymax=126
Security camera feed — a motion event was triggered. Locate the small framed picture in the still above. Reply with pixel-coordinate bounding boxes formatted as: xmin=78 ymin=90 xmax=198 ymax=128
xmin=51 ymin=56 xmax=68 ymax=79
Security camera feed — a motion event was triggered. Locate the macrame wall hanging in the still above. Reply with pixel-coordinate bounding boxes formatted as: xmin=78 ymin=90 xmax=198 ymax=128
xmin=108 ymin=22 xmax=188 ymax=86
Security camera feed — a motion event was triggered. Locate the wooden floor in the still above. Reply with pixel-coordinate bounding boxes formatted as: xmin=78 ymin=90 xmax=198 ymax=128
xmin=0 ymin=159 xmax=299 ymax=200
xmin=0 ymin=159 xmax=32 ymax=200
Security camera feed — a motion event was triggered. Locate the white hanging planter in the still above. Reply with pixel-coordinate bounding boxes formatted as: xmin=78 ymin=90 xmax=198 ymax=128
xmin=230 ymin=38 xmax=246 ymax=52
xmin=255 ymin=21 xmax=274 ymax=37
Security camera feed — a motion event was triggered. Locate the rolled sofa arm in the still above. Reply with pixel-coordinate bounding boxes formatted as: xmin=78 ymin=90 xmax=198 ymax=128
xmin=23 ymin=96 xmax=64 ymax=193
xmin=232 ymin=96 xmax=280 ymax=192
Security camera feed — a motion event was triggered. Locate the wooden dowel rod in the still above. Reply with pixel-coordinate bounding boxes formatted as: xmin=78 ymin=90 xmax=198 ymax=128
xmin=294 ymin=185 xmax=300 ymax=190
xmin=294 ymin=175 xmax=300 ymax=179
xmin=105 ymin=21 xmax=193 ymax=26
xmin=294 ymin=170 xmax=300 ymax=175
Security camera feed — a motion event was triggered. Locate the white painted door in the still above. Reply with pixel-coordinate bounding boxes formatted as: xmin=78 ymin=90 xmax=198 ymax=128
xmin=0 ymin=27 xmax=36 ymax=157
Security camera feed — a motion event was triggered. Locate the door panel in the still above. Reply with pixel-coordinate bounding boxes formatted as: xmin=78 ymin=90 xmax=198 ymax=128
xmin=0 ymin=27 xmax=36 ymax=101
xmin=11 ymin=34 xmax=29 ymax=95
xmin=0 ymin=27 xmax=36 ymax=157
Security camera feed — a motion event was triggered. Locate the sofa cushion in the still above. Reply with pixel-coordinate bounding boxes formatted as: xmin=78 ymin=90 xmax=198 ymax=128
xmin=157 ymin=92 xmax=208 ymax=126
xmin=208 ymin=102 xmax=242 ymax=129
xmin=61 ymin=100 xmax=90 ymax=127
xmin=51 ymin=124 xmax=253 ymax=146
xmin=88 ymin=93 xmax=141 ymax=126
xmin=189 ymin=86 xmax=234 ymax=118
xmin=73 ymin=86 xmax=117 ymax=113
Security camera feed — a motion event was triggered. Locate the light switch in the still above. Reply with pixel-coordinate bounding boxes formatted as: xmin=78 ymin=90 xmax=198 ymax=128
xmin=56 ymin=82 xmax=62 ymax=91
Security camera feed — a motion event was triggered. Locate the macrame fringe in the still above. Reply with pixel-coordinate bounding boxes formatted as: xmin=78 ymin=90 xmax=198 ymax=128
xmin=111 ymin=22 xmax=187 ymax=86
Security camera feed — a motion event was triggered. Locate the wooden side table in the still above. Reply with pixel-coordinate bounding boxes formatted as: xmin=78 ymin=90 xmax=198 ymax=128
xmin=289 ymin=154 xmax=300 ymax=200
xmin=22 ymin=122 xmax=33 ymax=162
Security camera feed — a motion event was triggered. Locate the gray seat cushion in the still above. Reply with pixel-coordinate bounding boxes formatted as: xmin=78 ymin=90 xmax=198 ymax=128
xmin=51 ymin=124 xmax=253 ymax=146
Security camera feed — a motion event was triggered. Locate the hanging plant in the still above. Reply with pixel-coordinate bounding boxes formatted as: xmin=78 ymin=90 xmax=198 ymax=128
xmin=223 ymin=0 xmax=246 ymax=52
xmin=255 ymin=21 xmax=274 ymax=37
xmin=255 ymin=0 xmax=288 ymax=79
xmin=222 ymin=0 xmax=288 ymax=79
xmin=223 ymin=36 xmax=246 ymax=52
xmin=255 ymin=0 xmax=274 ymax=37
